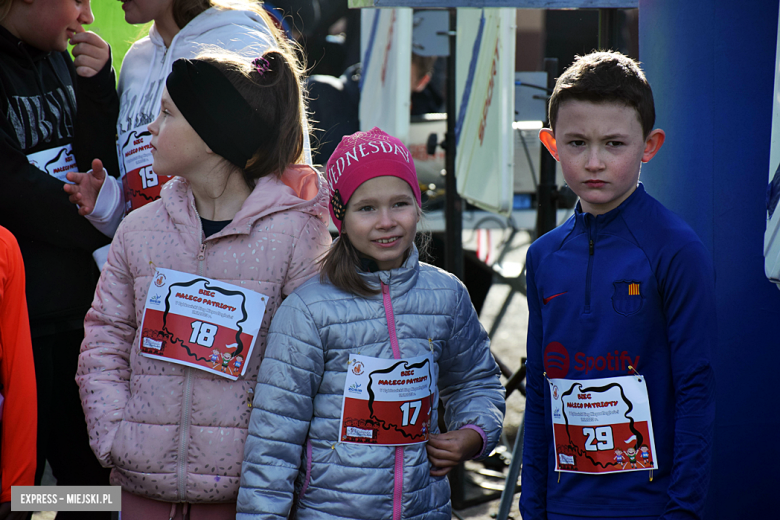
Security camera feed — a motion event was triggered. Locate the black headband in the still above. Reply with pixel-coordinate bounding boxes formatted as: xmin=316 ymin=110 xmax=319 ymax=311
xmin=166 ymin=58 xmax=271 ymax=168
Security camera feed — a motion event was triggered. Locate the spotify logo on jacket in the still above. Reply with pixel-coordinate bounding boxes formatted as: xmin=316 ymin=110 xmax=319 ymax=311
xmin=543 ymin=342 xmax=641 ymax=379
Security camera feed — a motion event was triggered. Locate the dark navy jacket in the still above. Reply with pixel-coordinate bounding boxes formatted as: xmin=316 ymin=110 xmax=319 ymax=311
xmin=520 ymin=184 xmax=716 ymax=519
xmin=0 ymin=26 xmax=118 ymax=335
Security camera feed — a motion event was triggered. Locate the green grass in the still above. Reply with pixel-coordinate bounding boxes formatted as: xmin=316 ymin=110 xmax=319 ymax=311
xmin=73 ymin=1 xmax=152 ymax=74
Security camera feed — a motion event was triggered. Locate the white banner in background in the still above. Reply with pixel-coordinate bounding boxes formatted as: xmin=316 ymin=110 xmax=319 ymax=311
xmin=455 ymin=8 xmax=515 ymax=216
xmin=359 ymin=8 xmax=412 ymax=143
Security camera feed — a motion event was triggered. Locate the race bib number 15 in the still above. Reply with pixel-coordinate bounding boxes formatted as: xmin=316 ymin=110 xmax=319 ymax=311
xmin=119 ymin=128 xmax=174 ymax=214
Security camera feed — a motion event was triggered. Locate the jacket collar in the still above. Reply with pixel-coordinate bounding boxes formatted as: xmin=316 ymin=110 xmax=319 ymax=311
xmin=0 ymin=24 xmax=51 ymax=62
xmin=356 ymin=246 xmax=420 ymax=299
xmin=160 ymin=164 xmax=330 ymax=239
xmin=574 ymin=182 xmax=647 ymax=231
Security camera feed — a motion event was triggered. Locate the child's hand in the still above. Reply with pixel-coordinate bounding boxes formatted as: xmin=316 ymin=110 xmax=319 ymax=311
xmin=64 ymin=158 xmax=106 ymax=215
xmin=70 ymin=28 xmax=110 ymax=78
xmin=426 ymin=428 xmax=484 ymax=476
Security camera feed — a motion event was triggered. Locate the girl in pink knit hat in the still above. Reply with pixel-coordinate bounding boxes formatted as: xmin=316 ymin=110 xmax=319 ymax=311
xmin=238 ymin=127 xmax=505 ymax=519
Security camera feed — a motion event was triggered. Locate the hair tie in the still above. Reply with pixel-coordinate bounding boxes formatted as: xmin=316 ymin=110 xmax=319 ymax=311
xmin=252 ymin=56 xmax=271 ymax=75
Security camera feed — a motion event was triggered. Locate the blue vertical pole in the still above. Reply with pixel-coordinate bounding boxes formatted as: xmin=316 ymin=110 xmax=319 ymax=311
xmin=639 ymin=1 xmax=780 ymax=517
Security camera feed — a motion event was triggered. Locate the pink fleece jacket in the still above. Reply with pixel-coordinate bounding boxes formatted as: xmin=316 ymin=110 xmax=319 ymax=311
xmin=76 ymin=166 xmax=331 ymax=503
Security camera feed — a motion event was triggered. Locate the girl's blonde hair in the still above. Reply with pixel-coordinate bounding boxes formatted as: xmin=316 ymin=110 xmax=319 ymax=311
xmin=188 ymin=1 xmax=309 ymax=184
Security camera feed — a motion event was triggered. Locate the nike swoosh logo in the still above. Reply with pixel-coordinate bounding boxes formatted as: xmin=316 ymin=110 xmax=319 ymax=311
xmin=543 ymin=292 xmax=568 ymax=305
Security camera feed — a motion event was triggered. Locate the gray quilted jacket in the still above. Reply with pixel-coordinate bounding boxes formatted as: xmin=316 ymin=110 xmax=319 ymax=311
xmin=237 ymin=247 xmax=505 ymax=519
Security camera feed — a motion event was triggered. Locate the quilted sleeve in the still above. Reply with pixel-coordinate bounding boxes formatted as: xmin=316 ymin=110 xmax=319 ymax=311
xmin=74 ymin=223 xmax=137 ymax=467
xmin=237 ymin=292 xmax=324 ymax=519
xmin=437 ymin=277 xmax=505 ymax=459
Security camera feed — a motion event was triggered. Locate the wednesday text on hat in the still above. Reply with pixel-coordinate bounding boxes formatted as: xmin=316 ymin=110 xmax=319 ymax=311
xmin=327 ymin=140 xmax=411 ymax=192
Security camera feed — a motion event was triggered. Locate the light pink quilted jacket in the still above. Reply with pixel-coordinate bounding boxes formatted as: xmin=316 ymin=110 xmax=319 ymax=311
xmin=76 ymin=166 xmax=332 ymax=504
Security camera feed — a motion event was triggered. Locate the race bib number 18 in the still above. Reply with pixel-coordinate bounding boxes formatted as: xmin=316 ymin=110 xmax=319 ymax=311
xmin=339 ymin=353 xmax=435 ymax=446
xmin=549 ymin=375 xmax=658 ymax=474
xmin=139 ymin=268 xmax=268 ymax=380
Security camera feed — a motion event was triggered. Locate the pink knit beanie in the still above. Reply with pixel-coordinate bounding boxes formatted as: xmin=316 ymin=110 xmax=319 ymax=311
xmin=325 ymin=127 xmax=421 ymax=233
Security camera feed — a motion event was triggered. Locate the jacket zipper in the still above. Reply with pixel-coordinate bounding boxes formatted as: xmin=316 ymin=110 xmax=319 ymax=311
xmin=381 ymin=282 xmax=404 ymax=520
xmin=177 ymin=211 xmax=207 ymax=501
xmin=381 ymin=283 xmax=402 ymax=359
xmin=585 ymin=218 xmax=595 ymax=314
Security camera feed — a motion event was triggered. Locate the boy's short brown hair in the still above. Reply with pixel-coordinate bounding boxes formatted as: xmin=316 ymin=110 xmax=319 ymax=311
xmin=548 ymin=51 xmax=656 ymax=138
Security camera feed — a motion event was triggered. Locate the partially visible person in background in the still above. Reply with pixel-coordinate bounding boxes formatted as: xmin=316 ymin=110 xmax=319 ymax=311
xmin=307 ymin=52 xmax=443 ymax=165
xmin=0 ymin=1 xmax=117 ymax=513
xmin=0 ymin=226 xmax=36 ymax=520
xmin=269 ymin=0 xmax=360 ymax=76
xmin=64 ymin=0 xmax=307 ymax=269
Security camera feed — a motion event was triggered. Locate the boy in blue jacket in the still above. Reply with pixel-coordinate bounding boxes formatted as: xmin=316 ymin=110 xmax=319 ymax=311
xmin=520 ymin=51 xmax=716 ymax=520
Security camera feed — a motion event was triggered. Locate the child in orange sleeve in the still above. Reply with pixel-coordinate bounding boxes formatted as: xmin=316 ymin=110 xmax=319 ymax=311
xmin=0 ymin=225 xmax=36 ymax=520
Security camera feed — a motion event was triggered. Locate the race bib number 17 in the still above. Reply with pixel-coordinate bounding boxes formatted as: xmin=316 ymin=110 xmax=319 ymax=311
xmin=139 ymin=268 xmax=268 ymax=380
xmin=339 ymin=353 xmax=435 ymax=446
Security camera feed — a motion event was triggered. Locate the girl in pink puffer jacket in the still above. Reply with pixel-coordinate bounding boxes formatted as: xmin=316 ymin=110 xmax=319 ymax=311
xmin=75 ymin=49 xmax=331 ymax=519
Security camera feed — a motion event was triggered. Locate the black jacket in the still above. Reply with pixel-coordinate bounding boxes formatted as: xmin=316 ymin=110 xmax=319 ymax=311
xmin=0 ymin=26 xmax=119 ymax=336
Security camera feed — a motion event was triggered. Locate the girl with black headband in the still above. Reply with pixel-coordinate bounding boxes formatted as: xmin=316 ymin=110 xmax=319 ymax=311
xmin=75 ymin=50 xmax=332 ymax=519
xmin=64 ymin=0 xmax=307 ymax=270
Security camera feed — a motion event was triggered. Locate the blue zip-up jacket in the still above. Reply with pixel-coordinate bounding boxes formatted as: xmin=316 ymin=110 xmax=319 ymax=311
xmin=520 ymin=184 xmax=716 ymax=520
xmin=237 ymin=247 xmax=505 ymax=519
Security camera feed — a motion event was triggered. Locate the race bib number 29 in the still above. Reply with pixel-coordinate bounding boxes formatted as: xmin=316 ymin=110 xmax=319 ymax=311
xmin=549 ymin=375 xmax=658 ymax=474
xmin=139 ymin=268 xmax=268 ymax=380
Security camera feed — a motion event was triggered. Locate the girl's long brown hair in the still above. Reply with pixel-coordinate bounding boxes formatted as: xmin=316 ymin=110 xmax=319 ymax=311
xmin=196 ymin=49 xmax=305 ymax=185
xmin=319 ymin=209 xmax=430 ymax=297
